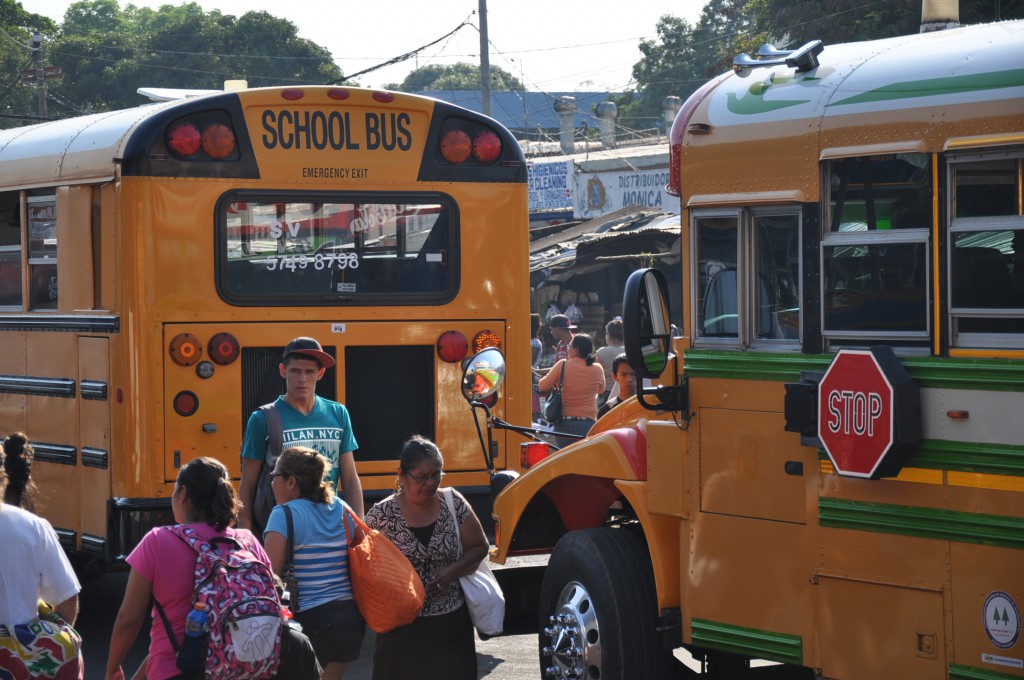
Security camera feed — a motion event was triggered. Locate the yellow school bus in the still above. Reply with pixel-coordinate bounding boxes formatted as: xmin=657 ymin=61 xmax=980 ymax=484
xmin=0 ymin=85 xmax=529 ymax=569
xmin=489 ymin=20 xmax=1024 ymax=680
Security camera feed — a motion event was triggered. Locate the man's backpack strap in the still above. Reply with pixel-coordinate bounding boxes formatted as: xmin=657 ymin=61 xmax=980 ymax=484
xmin=260 ymin=403 xmax=283 ymax=459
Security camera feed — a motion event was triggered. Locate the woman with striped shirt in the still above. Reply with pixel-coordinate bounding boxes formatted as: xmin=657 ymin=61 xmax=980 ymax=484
xmin=265 ymin=446 xmax=365 ymax=679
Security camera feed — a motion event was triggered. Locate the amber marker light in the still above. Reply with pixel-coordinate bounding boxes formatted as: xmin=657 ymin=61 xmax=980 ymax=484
xmin=472 ymin=330 xmax=501 ymax=353
xmin=201 ymin=124 xmax=236 ymax=159
xmin=169 ymin=333 xmax=203 ymax=366
xmin=440 ymin=130 xmax=472 ymax=164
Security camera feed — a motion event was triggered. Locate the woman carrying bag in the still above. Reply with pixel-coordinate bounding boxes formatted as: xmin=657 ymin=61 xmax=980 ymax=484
xmin=364 ymin=436 xmax=489 ymax=680
xmin=538 ymin=333 xmax=606 ymax=448
xmin=264 ymin=446 xmax=366 ymax=680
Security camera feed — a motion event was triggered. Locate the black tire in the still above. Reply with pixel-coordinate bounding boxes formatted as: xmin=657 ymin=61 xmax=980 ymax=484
xmin=538 ymin=527 xmax=666 ymax=680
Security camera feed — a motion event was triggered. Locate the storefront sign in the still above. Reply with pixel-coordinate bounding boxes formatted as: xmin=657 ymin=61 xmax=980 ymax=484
xmin=572 ymin=168 xmax=679 ymax=219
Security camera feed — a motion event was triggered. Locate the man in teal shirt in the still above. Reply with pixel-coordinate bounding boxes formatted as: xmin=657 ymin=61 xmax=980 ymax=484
xmin=239 ymin=337 xmax=364 ymax=533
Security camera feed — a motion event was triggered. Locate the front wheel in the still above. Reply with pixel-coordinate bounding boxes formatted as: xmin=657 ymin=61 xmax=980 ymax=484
xmin=538 ymin=527 xmax=667 ymax=680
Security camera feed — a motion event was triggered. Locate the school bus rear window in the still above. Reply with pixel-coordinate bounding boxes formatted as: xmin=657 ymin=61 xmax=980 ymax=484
xmin=217 ymin=194 xmax=457 ymax=305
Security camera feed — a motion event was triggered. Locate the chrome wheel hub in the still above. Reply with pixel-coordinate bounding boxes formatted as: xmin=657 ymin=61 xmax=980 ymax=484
xmin=542 ymin=581 xmax=601 ymax=679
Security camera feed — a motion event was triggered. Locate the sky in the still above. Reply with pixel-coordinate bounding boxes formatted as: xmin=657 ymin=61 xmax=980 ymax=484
xmin=31 ymin=0 xmax=707 ymax=92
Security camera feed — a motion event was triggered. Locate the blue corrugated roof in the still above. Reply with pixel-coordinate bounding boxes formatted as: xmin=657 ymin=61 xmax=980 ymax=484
xmin=419 ymin=90 xmax=625 ymax=131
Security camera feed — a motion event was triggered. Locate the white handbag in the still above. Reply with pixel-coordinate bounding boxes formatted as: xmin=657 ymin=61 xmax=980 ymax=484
xmin=443 ymin=489 xmax=505 ymax=637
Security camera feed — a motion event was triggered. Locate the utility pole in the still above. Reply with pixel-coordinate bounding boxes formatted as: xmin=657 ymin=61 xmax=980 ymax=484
xmin=479 ymin=0 xmax=491 ymax=117
xmin=32 ymin=32 xmax=47 ymax=120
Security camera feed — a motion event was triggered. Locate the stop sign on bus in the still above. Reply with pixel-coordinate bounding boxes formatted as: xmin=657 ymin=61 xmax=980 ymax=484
xmin=817 ymin=347 xmax=922 ymax=479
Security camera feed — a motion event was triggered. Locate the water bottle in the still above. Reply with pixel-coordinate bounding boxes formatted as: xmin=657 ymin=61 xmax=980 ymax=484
xmin=177 ymin=601 xmax=209 ymax=672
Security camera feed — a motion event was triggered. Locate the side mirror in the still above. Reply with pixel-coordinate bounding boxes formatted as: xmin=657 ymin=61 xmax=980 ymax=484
xmin=461 ymin=347 xmax=506 ymax=402
xmin=623 ymin=268 xmax=673 ymax=379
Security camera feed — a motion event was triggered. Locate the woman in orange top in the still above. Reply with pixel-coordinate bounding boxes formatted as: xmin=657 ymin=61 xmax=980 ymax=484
xmin=538 ymin=333 xmax=605 ymax=448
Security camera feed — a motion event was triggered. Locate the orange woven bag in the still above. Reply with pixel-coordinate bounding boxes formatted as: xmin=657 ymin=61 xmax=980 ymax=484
xmin=346 ymin=508 xmax=425 ymax=633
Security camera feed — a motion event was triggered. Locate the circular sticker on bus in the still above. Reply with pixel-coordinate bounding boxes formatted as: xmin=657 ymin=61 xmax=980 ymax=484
xmin=983 ymin=591 xmax=1021 ymax=649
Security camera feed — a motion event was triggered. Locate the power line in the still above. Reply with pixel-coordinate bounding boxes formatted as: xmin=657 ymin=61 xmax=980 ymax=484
xmin=329 ymin=17 xmax=473 ymax=85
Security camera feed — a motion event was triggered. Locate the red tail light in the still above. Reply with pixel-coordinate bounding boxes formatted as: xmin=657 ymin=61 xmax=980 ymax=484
xmin=472 ymin=132 xmax=502 ymax=164
xmin=437 ymin=331 xmax=469 ymax=363
xmin=208 ymin=332 xmax=240 ymax=365
xmin=167 ymin=124 xmax=201 ymax=157
xmin=173 ymin=390 xmax=199 ymax=417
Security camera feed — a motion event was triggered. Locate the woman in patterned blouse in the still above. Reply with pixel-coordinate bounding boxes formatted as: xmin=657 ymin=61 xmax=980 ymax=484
xmin=364 ymin=435 xmax=489 ymax=680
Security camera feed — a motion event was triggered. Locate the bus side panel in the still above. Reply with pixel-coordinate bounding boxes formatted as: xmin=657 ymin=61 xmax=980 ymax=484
xmin=818 ymin=575 xmax=946 ymax=679
xmin=950 ymin=541 xmax=1024 ymax=674
xmin=28 ymin=331 xmax=81 ymax=545
xmin=79 ymin=336 xmax=111 ymax=549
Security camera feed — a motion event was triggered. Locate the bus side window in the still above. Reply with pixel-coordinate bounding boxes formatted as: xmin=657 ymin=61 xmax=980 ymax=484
xmin=948 ymin=153 xmax=1024 ymax=342
xmin=822 ymin=155 xmax=931 ymax=344
xmin=694 ymin=210 xmax=801 ymax=345
xmin=0 ymin=191 xmax=21 ymax=308
xmin=26 ymin=194 xmax=57 ymax=310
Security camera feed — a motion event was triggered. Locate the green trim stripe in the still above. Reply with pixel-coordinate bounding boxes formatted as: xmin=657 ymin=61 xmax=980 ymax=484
xmin=829 ymin=68 xmax=1024 ymax=107
xmin=950 ymin=663 xmax=1024 ymax=680
xmin=819 ymin=498 xmax=1024 ymax=551
xmin=817 ymin=440 xmax=1024 ymax=478
xmin=683 ymin=349 xmax=1024 ymax=392
xmin=690 ymin=618 xmax=803 ymax=666
xmin=912 ymin=440 xmax=1024 ymax=477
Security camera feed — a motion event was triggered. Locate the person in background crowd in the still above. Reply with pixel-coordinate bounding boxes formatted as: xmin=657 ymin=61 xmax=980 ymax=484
xmin=547 ymin=314 xmax=576 ymax=365
xmin=538 ymin=333 xmax=605 ymax=448
xmin=105 ymin=457 xmax=270 ymax=680
xmin=594 ymin=317 xmax=624 ymax=405
xmin=598 ymin=354 xmax=637 ymax=418
xmin=264 ymin=446 xmax=365 ymax=680
xmin=531 ymin=313 xmax=544 ymax=421
xmin=2 ymin=432 xmax=38 ymax=511
xmin=0 ymin=438 xmax=83 ymax=679
xmin=365 ymin=436 xmax=488 ymax=680
xmin=530 ymin=313 xmax=543 ymax=367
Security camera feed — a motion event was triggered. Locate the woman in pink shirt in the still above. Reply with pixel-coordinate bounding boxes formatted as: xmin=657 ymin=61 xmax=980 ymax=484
xmin=105 ymin=457 xmax=270 ymax=680
xmin=538 ymin=333 xmax=606 ymax=448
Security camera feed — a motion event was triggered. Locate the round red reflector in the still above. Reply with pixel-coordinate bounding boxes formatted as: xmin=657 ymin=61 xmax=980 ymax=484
xmin=173 ymin=390 xmax=199 ymax=417
xmin=440 ymin=130 xmax=472 ymax=164
xmin=437 ymin=331 xmax=469 ymax=363
xmin=201 ymin=124 xmax=236 ymax=159
xmin=281 ymin=89 xmax=304 ymax=100
xmin=473 ymin=131 xmax=502 ymax=163
xmin=372 ymin=91 xmax=395 ymax=103
xmin=167 ymin=124 xmax=201 ymax=157
xmin=169 ymin=333 xmax=203 ymax=366
xmin=482 ymin=392 xmax=499 ymax=408
xmin=208 ymin=332 xmax=240 ymax=365
xmin=472 ymin=330 xmax=502 ymax=353
xmin=327 ymin=89 xmax=351 ymax=100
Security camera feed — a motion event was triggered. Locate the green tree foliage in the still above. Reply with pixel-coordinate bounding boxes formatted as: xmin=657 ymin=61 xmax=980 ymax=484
xmin=3 ymin=0 xmax=342 ymax=122
xmin=616 ymin=0 xmax=747 ymax=131
xmin=385 ymin=62 xmax=523 ymax=92
xmin=0 ymin=0 xmax=57 ymax=128
xmin=747 ymin=0 xmax=1024 ymax=47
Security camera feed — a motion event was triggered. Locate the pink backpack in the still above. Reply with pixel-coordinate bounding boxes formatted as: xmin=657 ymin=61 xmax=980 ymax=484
xmin=162 ymin=526 xmax=283 ymax=679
